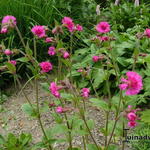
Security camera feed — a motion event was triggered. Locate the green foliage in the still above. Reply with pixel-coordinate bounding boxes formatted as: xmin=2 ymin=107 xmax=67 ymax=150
xmin=21 ymin=103 xmax=38 ymax=118
xmin=131 ymin=124 xmax=150 ymax=150
xmin=0 ymin=133 xmax=32 ymax=150
xmin=141 ymin=109 xmax=150 ymax=124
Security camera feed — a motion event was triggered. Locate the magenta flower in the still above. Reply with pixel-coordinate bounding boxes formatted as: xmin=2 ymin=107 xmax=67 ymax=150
xmin=56 ymin=106 xmax=63 ymax=113
xmin=1 ymin=27 xmax=8 ymax=34
xmin=128 ymin=121 xmax=137 ymax=128
xmin=127 ymin=112 xmax=137 ymax=121
xmin=31 ymin=25 xmax=46 ymax=38
xmin=2 ymin=15 xmax=17 ymax=27
xmin=75 ymin=24 xmax=83 ymax=31
xmin=8 ymin=60 xmax=17 ymax=66
xmin=119 ymin=71 xmax=143 ymax=95
xmin=62 ymin=17 xmax=75 ymax=32
xmin=45 ymin=37 xmax=53 ymax=43
xmin=49 ymin=82 xmax=61 ymax=98
xmin=39 ymin=61 xmax=52 ymax=73
xmin=48 ymin=46 xmax=56 ymax=56
xmin=98 ymin=36 xmax=109 ymax=41
xmin=63 ymin=51 xmax=70 ymax=59
xmin=92 ymin=56 xmax=100 ymax=62
xmin=144 ymin=28 xmax=150 ymax=38
xmin=4 ymin=49 xmax=13 ymax=55
xmin=81 ymin=88 xmax=90 ymax=98
xmin=96 ymin=22 xmax=110 ymax=33
xmin=77 ymin=68 xmax=83 ymax=73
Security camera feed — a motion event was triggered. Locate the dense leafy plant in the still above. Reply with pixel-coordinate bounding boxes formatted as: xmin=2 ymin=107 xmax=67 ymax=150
xmin=0 ymin=133 xmax=32 ymax=150
xmin=1 ymin=1 xmax=150 ymax=150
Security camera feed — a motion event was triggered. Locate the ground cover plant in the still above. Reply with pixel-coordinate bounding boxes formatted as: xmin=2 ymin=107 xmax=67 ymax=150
xmin=1 ymin=1 xmax=150 ymax=150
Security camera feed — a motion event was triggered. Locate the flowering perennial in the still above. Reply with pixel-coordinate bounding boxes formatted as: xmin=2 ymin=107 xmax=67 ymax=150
xmin=119 ymin=71 xmax=143 ymax=95
xmin=49 ymin=82 xmax=62 ymax=98
xmin=81 ymin=88 xmax=90 ymax=98
xmin=96 ymin=22 xmax=110 ymax=33
xmin=31 ymin=25 xmax=46 ymax=38
xmin=39 ymin=62 xmax=52 ymax=73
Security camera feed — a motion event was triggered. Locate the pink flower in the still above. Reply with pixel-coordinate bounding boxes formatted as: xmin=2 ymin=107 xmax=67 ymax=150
xmin=4 ymin=49 xmax=13 ymax=55
xmin=48 ymin=46 xmax=56 ymax=56
xmin=127 ymin=112 xmax=137 ymax=121
xmin=75 ymin=24 xmax=83 ymax=31
xmin=96 ymin=22 xmax=110 ymax=33
xmin=56 ymin=106 xmax=63 ymax=113
xmin=98 ymin=36 xmax=109 ymax=41
xmin=81 ymin=88 xmax=90 ymax=98
xmin=45 ymin=37 xmax=53 ymax=43
xmin=39 ymin=61 xmax=52 ymax=73
xmin=63 ymin=51 xmax=70 ymax=59
xmin=92 ymin=56 xmax=99 ymax=62
xmin=2 ymin=15 xmax=17 ymax=27
xmin=1 ymin=27 xmax=8 ymax=34
xmin=119 ymin=71 xmax=143 ymax=95
xmin=9 ymin=60 xmax=17 ymax=66
xmin=31 ymin=25 xmax=46 ymax=38
xmin=62 ymin=17 xmax=75 ymax=32
xmin=144 ymin=28 xmax=150 ymax=38
xmin=77 ymin=68 xmax=83 ymax=72
xmin=49 ymin=82 xmax=61 ymax=98
xmin=128 ymin=121 xmax=137 ymax=128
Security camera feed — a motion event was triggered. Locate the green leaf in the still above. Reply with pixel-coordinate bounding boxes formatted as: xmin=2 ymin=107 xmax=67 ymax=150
xmin=51 ymin=124 xmax=68 ymax=135
xmin=17 ymin=57 xmax=29 ymax=62
xmin=0 ymin=134 xmax=5 ymax=145
xmin=7 ymin=133 xmax=17 ymax=146
xmin=92 ymin=69 xmax=105 ymax=89
xmin=5 ymin=62 xmax=16 ymax=74
xmin=22 ymin=103 xmax=37 ymax=117
xmin=89 ymin=98 xmax=109 ymax=111
xmin=141 ymin=110 xmax=150 ymax=124
xmin=40 ymin=82 xmax=49 ymax=93
xmin=108 ymin=144 xmax=119 ymax=150
xmin=87 ymin=144 xmax=100 ymax=150
xmin=19 ymin=133 xmax=32 ymax=146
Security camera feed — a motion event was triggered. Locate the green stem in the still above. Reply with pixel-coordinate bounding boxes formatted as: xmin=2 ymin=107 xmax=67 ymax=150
xmin=35 ymin=80 xmax=53 ymax=150
xmin=82 ymin=136 xmax=87 ymax=150
xmin=59 ymin=98 xmax=73 ymax=149
xmin=106 ymin=90 xmax=123 ymax=148
xmin=82 ymin=117 xmax=99 ymax=150
xmin=15 ymin=25 xmax=26 ymax=50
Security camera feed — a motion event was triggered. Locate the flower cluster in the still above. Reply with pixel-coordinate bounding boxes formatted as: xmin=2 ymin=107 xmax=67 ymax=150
xmin=1 ymin=15 xmax=17 ymax=34
xmin=31 ymin=25 xmax=47 ymax=38
xmin=81 ymin=88 xmax=90 ymax=98
xmin=125 ymin=105 xmax=140 ymax=128
xmin=62 ymin=17 xmax=83 ymax=32
xmin=144 ymin=28 xmax=150 ymax=38
xmin=96 ymin=22 xmax=110 ymax=33
xmin=119 ymin=71 xmax=143 ymax=95
xmin=39 ymin=61 xmax=53 ymax=73
xmin=49 ymin=82 xmax=62 ymax=98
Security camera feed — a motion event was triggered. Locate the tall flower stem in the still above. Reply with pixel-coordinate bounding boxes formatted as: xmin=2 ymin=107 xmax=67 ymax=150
xmin=35 ymin=80 xmax=53 ymax=150
xmin=59 ymin=99 xmax=73 ymax=149
xmin=69 ymin=33 xmax=73 ymax=84
xmin=15 ymin=26 xmax=26 ymax=50
xmin=33 ymin=38 xmax=52 ymax=150
xmin=106 ymin=90 xmax=123 ymax=149
xmin=75 ymin=97 xmax=99 ymax=150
